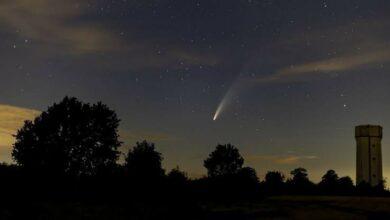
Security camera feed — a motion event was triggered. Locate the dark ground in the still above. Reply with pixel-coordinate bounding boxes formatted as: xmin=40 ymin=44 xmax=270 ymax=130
xmin=203 ymin=196 xmax=390 ymax=220
xmin=1 ymin=196 xmax=390 ymax=219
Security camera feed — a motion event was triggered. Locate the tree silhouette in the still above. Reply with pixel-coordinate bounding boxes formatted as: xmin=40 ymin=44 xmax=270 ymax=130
xmin=167 ymin=166 xmax=189 ymax=184
xmin=125 ymin=140 xmax=165 ymax=181
xmin=338 ymin=176 xmax=353 ymax=187
xmin=287 ymin=167 xmax=315 ymax=194
xmin=12 ymin=97 xmax=121 ymax=176
xmin=337 ymin=176 xmax=354 ymax=194
xmin=237 ymin=167 xmax=259 ymax=183
xmin=204 ymin=144 xmax=244 ymax=178
xmin=236 ymin=166 xmax=259 ymax=189
xmin=167 ymin=166 xmax=189 ymax=197
xmin=321 ymin=170 xmax=339 ymax=182
xmin=290 ymin=167 xmax=309 ymax=182
xmin=264 ymin=171 xmax=285 ymax=194
xmin=319 ymin=170 xmax=339 ymax=193
xmin=265 ymin=171 xmax=285 ymax=185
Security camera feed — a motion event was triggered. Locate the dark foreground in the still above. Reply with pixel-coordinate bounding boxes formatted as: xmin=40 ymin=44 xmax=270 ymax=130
xmin=204 ymin=196 xmax=390 ymax=219
xmin=2 ymin=196 xmax=390 ymax=219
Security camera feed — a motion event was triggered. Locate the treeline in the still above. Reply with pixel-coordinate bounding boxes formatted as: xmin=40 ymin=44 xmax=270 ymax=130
xmin=1 ymin=97 xmax=388 ymax=202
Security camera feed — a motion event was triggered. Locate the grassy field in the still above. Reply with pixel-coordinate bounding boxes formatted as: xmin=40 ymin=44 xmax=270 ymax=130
xmin=1 ymin=196 xmax=390 ymax=219
xmin=204 ymin=196 xmax=390 ymax=219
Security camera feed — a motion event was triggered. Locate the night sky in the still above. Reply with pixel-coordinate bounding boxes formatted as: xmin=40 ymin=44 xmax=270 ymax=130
xmin=1 ymin=0 xmax=390 ymax=181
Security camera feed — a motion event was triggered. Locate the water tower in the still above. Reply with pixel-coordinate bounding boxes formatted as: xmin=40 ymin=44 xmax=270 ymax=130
xmin=355 ymin=125 xmax=383 ymax=186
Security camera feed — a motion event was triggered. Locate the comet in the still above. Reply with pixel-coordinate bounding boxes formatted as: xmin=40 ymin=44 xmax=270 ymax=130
xmin=213 ymin=96 xmax=227 ymax=121
xmin=212 ymin=74 xmax=265 ymax=121
xmin=212 ymin=113 xmax=218 ymax=121
xmin=212 ymin=79 xmax=246 ymax=121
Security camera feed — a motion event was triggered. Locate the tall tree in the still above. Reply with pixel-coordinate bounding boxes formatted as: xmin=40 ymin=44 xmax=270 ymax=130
xmin=125 ymin=141 xmax=165 ymax=181
xmin=287 ymin=167 xmax=315 ymax=194
xmin=236 ymin=167 xmax=259 ymax=186
xmin=319 ymin=170 xmax=339 ymax=193
xmin=337 ymin=176 xmax=354 ymax=194
xmin=290 ymin=167 xmax=309 ymax=183
xmin=204 ymin=144 xmax=244 ymax=178
xmin=265 ymin=171 xmax=285 ymax=185
xmin=321 ymin=170 xmax=339 ymax=183
xmin=167 ymin=166 xmax=189 ymax=184
xmin=12 ymin=97 xmax=121 ymax=176
xmin=264 ymin=171 xmax=285 ymax=194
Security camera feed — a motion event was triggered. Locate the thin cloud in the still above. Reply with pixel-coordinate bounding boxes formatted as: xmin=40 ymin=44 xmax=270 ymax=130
xmin=0 ymin=104 xmax=40 ymax=162
xmin=0 ymin=0 xmax=220 ymax=70
xmin=247 ymin=154 xmax=318 ymax=165
xmin=0 ymin=0 xmax=119 ymax=54
xmin=280 ymin=50 xmax=389 ymax=77
xmin=250 ymin=18 xmax=390 ymax=84
xmin=256 ymin=49 xmax=390 ymax=83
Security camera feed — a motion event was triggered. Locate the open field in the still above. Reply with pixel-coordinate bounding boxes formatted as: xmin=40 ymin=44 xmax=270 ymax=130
xmin=204 ymin=196 xmax=390 ymax=219
xmin=1 ymin=196 xmax=390 ymax=219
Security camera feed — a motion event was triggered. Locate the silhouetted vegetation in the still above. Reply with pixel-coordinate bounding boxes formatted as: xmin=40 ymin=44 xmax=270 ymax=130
xmin=286 ymin=167 xmax=316 ymax=194
xmin=262 ymin=171 xmax=285 ymax=195
xmin=1 ymin=96 xmax=389 ymax=218
xmin=200 ymin=144 xmax=260 ymax=200
xmin=13 ymin=97 xmax=121 ymax=177
xmin=204 ymin=143 xmax=244 ymax=178
xmin=167 ymin=166 xmax=189 ymax=184
xmin=125 ymin=140 xmax=165 ymax=182
xmin=318 ymin=170 xmax=355 ymax=195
